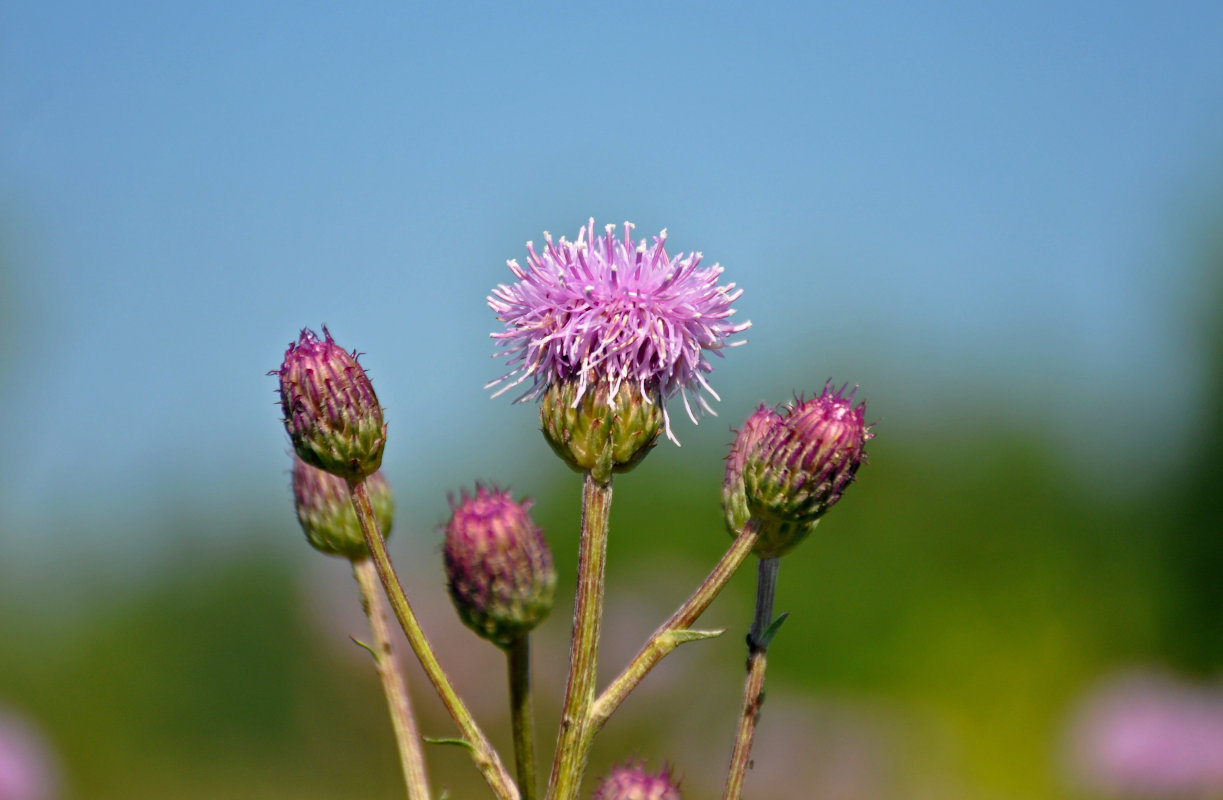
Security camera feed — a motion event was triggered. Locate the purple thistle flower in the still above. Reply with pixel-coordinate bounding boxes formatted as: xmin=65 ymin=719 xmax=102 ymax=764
xmin=488 ymin=219 xmax=749 ymax=441
xmin=591 ymin=761 xmax=683 ymax=800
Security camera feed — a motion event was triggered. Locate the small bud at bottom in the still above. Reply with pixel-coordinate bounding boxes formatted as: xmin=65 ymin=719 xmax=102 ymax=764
xmin=443 ymin=486 xmax=557 ymax=647
xmin=592 ymin=761 xmax=682 ymax=800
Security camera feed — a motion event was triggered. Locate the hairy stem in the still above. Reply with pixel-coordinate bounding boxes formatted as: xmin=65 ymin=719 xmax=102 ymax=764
xmin=546 ymin=473 xmax=613 ymax=800
xmin=722 ymin=557 xmax=779 ymax=800
xmin=507 ymin=636 xmax=538 ymax=800
xmin=590 ymin=522 xmax=759 ymax=730
xmin=349 ymin=479 xmax=519 ymax=800
xmin=352 ymin=557 xmax=432 ymax=800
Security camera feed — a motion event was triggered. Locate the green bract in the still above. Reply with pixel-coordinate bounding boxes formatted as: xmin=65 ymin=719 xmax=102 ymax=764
xmin=540 ymin=379 xmax=664 ymax=484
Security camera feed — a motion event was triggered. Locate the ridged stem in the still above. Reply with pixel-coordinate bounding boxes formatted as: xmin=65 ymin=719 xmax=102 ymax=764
xmin=352 ymin=557 xmax=432 ymax=800
xmin=545 ymin=473 xmax=613 ymax=800
xmin=722 ymin=557 xmax=780 ymax=800
xmin=349 ymin=479 xmax=519 ymax=800
xmin=507 ymin=635 xmax=538 ymax=800
xmin=590 ymin=522 xmax=760 ymax=730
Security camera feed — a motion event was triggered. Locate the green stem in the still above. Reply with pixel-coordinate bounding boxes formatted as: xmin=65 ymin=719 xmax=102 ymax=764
xmin=352 ymin=557 xmax=432 ymax=800
xmin=507 ymin=636 xmax=538 ymax=800
xmin=545 ymin=473 xmax=613 ymax=800
xmin=722 ymin=557 xmax=779 ymax=800
xmin=723 ymin=649 xmax=768 ymax=800
xmin=348 ymin=479 xmax=519 ymax=800
xmin=590 ymin=522 xmax=759 ymax=730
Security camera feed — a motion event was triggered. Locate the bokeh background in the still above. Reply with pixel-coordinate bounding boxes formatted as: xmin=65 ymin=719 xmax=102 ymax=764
xmin=3 ymin=2 xmax=1223 ymax=798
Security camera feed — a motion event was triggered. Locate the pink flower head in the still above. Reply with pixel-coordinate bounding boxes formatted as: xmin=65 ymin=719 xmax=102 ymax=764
xmin=488 ymin=219 xmax=749 ymax=440
xmin=1065 ymin=671 xmax=1223 ymax=797
xmin=0 ymin=712 xmax=58 ymax=800
xmin=592 ymin=761 xmax=682 ymax=800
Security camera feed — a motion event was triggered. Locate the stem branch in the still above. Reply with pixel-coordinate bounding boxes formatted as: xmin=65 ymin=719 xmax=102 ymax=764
xmin=352 ymin=557 xmax=432 ymax=800
xmin=722 ymin=557 xmax=779 ymax=800
xmin=590 ymin=522 xmax=759 ymax=730
xmin=349 ymin=479 xmax=519 ymax=800
xmin=507 ymin=636 xmax=538 ymax=800
xmin=545 ymin=474 xmax=613 ymax=800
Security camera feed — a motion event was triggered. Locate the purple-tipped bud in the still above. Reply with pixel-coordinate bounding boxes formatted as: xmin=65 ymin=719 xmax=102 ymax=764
xmin=722 ymin=403 xmax=782 ymax=536
xmin=276 ymin=327 xmax=386 ymax=482
xmin=443 ymin=486 xmax=557 ymax=647
xmin=591 ymin=761 xmax=682 ymax=800
xmin=724 ymin=384 xmax=872 ymax=557
xmin=292 ymin=457 xmax=393 ymax=559
xmin=540 ymin=378 xmax=664 ymax=484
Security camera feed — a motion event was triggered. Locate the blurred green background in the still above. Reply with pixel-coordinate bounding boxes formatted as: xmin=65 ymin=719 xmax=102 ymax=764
xmin=4 ymin=2 xmax=1223 ymax=798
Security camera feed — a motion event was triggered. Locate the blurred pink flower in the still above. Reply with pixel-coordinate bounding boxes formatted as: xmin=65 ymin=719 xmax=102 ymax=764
xmin=0 ymin=712 xmax=59 ymax=800
xmin=1065 ymin=670 xmax=1223 ymax=797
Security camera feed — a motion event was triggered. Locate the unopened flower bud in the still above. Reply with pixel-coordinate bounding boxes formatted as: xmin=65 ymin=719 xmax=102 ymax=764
xmin=292 ymin=457 xmax=393 ymax=559
xmin=540 ymin=379 xmax=664 ymax=483
xmin=276 ymin=327 xmax=386 ymax=482
xmin=443 ymin=486 xmax=556 ymax=647
xmin=722 ymin=403 xmax=781 ymax=536
xmin=725 ymin=383 xmax=872 ymax=557
xmin=592 ymin=761 xmax=682 ymax=800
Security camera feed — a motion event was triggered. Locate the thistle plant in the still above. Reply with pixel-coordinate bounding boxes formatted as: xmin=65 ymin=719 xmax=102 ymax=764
xmin=270 ymin=220 xmax=875 ymax=800
xmin=490 ymin=220 xmax=750 ymax=800
xmin=277 ymin=327 xmax=516 ymax=799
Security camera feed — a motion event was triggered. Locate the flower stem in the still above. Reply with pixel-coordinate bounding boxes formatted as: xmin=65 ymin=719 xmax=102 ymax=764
xmin=348 ymin=479 xmax=520 ymax=800
xmin=722 ymin=557 xmax=779 ymax=800
xmin=546 ymin=473 xmax=613 ymax=800
xmin=352 ymin=557 xmax=432 ymax=800
xmin=507 ymin=636 xmax=538 ymax=800
xmin=590 ymin=522 xmax=759 ymax=730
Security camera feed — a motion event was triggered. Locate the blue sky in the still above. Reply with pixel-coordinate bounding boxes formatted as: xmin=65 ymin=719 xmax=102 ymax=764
xmin=2 ymin=2 xmax=1222 ymax=561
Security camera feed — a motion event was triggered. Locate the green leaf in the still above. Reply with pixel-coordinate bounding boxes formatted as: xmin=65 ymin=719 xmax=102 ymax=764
xmin=662 ymin=628 xmax=726 ymax=647
xmin=348 ymin=636 xmax=378 ymax=660
xmin=424 ymin=736 xmax=475 ymax=753
xmin=756 ymin=611 xmax=790 ymax=650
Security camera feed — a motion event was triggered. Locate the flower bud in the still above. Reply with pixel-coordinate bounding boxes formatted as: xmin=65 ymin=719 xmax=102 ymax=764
xmin=592 ymin=761 xmax=682 ymax=800
xmin=722 ymin=403 xmax=781 ymax=536
xmin=725 ymin=384 xmax=871 ymax=558
xmin=540 ymin=378 xmax=664 ymax=484
xmin=276 ymin=327 xmax=386 ymax=482
xmin=443 ymin=486 xmax=556 ymax=647
xmin=292 ymin=456 xmax=393 ymax=559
